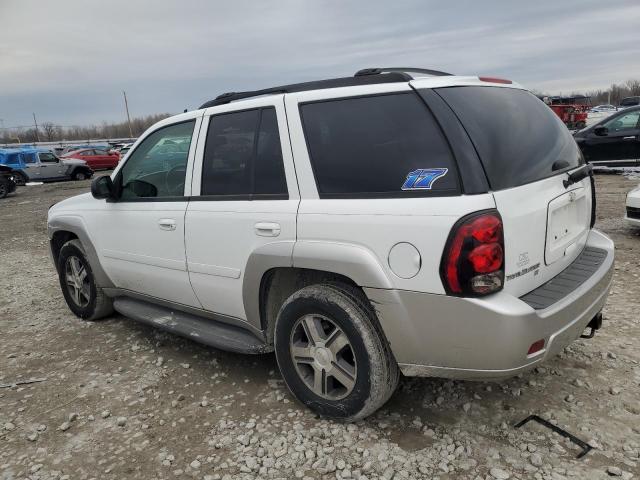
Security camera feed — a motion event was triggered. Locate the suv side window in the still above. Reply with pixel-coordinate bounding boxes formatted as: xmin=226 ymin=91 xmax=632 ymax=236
xmin=22 ymin=153 xmax=37 ymax=164
xmin=201 ymin=107 xmax=287 ymax=198
xmin=39 ymin=152 xmax=57 ymax=162
xmin=118 ymin=120 xmax=195 ymax=200
xmin=300 ymin=93 xmax=459 ymax=198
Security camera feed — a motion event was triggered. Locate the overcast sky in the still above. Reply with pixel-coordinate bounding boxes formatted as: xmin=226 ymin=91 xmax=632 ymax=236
xmin=1 ymin=0 xmax=639 ymax=129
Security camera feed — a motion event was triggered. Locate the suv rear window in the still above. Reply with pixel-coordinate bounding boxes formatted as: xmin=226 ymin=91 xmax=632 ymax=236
xmin=300 ymin=93 xmax=459 ymax=198
xmin=435 ymin=86 xmax=582 ymax=190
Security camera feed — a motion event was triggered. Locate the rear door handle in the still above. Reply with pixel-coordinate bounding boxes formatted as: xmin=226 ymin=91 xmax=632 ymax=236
xmin=623 ymin=136 xmax=637 ymax=140
xmin=254 ymin=222 xmax=281 ymax=237
xmin=158 ymin=219 xmax=176 ymax=231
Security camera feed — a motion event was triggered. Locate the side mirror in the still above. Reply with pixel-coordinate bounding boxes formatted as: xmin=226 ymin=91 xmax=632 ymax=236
xmin=594 ymin=126 xmax=608 ymax=136
xmin=91 ymin=175 xmax=115 ymax=200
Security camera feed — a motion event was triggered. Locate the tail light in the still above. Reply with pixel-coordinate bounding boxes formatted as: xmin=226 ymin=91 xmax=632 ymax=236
xmin=440 ymin=210 xmax=505 ymax=296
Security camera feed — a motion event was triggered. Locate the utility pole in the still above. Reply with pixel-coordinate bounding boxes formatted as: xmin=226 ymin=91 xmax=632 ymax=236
xmin=32 ymin=113 xmax=40 ymax=142
xmin=123 ymin=91 xmax=133 ymax=138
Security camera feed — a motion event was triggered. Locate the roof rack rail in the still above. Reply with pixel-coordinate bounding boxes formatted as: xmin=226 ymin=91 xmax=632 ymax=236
xmin=354 ymin=67 xmax=453 ymax=77
xmin=199 ymin=72 xmax=411 ymax=109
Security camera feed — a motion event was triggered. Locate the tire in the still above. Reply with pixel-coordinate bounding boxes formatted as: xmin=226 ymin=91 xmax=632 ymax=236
xmin=0 ymin=178 xmax=8 ymax=199
xmin=57 ymin=239 xmax=113 ymax=320
xmin=13 ymin=172 xmax=27 ymax=186
xmin=274 ymin=283 xmax=399 ymax=421
xmin=73 ymin=170 xmax=87 ymax=181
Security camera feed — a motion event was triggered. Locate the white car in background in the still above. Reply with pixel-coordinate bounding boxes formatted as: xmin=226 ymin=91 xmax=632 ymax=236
xmin=626 ymin=184 xmax=640 ymax=227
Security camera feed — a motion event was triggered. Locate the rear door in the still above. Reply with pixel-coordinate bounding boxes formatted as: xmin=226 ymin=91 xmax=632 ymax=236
xmin=435 ymin=85 xmax=592 ymax=297
xmin=20 ymin=152 xmax=41 ymax=180
xmin=77 ymin=150 xmax=99 ymax=169
xmin=185 ymin=96 xmax=299 ymax=322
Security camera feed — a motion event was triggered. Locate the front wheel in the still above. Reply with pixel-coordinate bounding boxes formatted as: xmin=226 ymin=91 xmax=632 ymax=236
xmin=57 ymin=239 xmax=113 ymax=320
xmin=274 ymin=283 xmax=399 ymax=421
xmin=73 ymin=170 xmax=88 ymax=181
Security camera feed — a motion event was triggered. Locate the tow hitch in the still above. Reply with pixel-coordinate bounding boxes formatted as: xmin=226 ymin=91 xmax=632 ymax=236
xmin=580 ymin=312 xmax=603 ymax=339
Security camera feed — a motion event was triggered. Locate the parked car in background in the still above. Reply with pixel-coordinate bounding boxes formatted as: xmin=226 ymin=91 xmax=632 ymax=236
xmin=49 ymin=68 xmax=614 ymax=420
xmin=574 ymin=105 xmax=640 ymax=166
xmin=590 ymin=104 xmax=617 ymax=113
xmin=62 ymin=148 xmax=120 ymax=170
xmin=619 ymin=96 xmax=640 ymax=109
xmin=626 ymin=184 xmax=640 ymax=228
xmin=0 ymin=165 xmax=17 ymax=199
xmin=118 ymin=144 xmax=132 ymax=160
xmin=0 ymin=148 xmax=93 ymax=183
xmin=59 ymin=145 xmax=98 ymax=156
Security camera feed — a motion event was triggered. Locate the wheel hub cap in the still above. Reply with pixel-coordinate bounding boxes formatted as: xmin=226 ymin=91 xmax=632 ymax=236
xmin=65 ymin=256 xmax=90 ymax=307
xmin=289 ymin=314 xmax=357 ymax=400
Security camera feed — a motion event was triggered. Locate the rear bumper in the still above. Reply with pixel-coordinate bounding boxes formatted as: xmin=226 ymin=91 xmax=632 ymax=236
xmin=365 ymin=229 xmax=614 ymax=379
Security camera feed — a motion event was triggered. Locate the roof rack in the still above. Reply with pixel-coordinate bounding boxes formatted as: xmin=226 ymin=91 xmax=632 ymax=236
xmin=199 ymin=67 xmax=453 ymax=109
xmin=354 ymin=67 xmax=453 ymax=77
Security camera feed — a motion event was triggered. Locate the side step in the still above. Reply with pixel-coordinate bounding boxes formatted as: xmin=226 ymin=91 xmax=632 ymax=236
xmin=113 ymin=297 xmax=270 ymax=354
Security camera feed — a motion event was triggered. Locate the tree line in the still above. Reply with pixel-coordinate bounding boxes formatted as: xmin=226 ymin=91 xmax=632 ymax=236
xmin=0 ymin=113 xmax=171 ymax=144
xmin=537 ymin=78 xmax=640 ymax=105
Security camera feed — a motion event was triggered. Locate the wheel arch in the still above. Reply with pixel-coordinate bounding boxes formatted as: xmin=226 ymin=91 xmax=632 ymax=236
xmin=243 ymin=240 xmax=393 ymax=343
xmin=48 ymin=216 xmax=114 ymax=288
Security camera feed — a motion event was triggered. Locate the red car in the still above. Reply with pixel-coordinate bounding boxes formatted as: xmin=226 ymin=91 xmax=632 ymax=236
xmin=62 ymin=148 xmax=119 ymax=170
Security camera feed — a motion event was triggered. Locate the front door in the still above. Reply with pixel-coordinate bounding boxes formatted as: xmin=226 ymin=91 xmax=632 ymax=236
xmin=84 ymin=115 xmax=203 ymax=306
xmin=38 ymin=152 xmax=66 ymax=179
xmin=584 ymin=110 xmax=640 ymax=166
xmin=185 ymin=97 xmax=299 ymax=323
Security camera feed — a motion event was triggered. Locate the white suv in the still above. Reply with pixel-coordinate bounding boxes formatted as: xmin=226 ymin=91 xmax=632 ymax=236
xmin=48 ymin=68 xmax=614 ymax=420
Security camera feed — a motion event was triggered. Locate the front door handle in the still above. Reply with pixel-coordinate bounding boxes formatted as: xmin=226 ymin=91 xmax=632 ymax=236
xmin=254 ymin=222 xmax=281 ymax=237
xmin=622 ymin=136 xmax=637 ymax=140
xmin=158 ymin=219 xmax=176 ymax=231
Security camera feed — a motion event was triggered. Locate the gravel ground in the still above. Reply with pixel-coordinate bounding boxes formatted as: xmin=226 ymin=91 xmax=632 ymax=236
xmin=1 ymin=173 xmax=639 ymax=480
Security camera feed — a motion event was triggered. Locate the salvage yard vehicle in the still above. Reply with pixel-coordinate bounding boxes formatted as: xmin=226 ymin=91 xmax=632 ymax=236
xmin=0 ymin=165 xmax=17 ymax=199
xmin=0 ymin=148 xmax=94 ymax=183
xmin=574 ymin=105 xmax=640 ymax=167
xmin=62 ymin=148 xmax=120 ymax=170
xmin=548 ymin=95 xmax=591 ymax=130
xmin=625 ymin=184 xmax=640 ymax=228
xmin=48 ymin=68 xmax=615 ymax=421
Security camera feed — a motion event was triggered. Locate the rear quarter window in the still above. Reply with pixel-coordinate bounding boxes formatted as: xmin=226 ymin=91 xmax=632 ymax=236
xmin=300 ymin=92 xmax=459 ymax=198
xmin=435 ymin=86 xmax=582 ymax=190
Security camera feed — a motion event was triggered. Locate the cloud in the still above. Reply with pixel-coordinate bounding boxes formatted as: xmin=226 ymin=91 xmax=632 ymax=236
xmin=0 ymin=0 xmax=638 ymax=126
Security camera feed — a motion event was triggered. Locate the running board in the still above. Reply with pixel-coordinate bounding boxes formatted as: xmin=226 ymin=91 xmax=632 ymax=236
xmin=113 ymin=297 xmax=270 ymax=354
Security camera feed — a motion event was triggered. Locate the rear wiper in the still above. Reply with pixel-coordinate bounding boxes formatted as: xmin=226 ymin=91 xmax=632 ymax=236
xmin=563 ymin=164 xmax=593 ymax=189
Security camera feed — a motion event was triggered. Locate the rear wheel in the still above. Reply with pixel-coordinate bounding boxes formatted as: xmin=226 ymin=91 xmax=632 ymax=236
xmin=274 ymin=283 xmax=399 ymax=421
xmin=57 ymin=239 xmax=113 ymax=320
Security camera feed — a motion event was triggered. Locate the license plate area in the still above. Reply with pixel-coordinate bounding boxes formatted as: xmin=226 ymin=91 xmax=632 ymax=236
xmin=545 ymin=187 xmax=589 ymax=265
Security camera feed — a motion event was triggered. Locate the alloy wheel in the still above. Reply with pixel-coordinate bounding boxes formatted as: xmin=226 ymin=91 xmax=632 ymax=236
xmin=289 ymin=314 xmax=357 ymax=400
xmin=65 ymin=256 xmax=90 ymax=307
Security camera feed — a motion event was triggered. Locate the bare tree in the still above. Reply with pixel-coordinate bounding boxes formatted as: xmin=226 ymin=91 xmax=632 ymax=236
xmin=626 ymin=79 xmax=640 ymax=96
xmin=41 ymin=122 xmax=58 ymax=141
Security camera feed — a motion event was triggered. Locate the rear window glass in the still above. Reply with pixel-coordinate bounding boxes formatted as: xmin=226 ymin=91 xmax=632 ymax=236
xmin=436 ymin=86 xmax=582 ymax=190
xmin=300 ymin=93 xmax=459 ymax=197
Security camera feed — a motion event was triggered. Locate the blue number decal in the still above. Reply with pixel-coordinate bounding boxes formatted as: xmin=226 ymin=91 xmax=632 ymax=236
xmin=401 ymin=168 xmax=448 ymax=190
